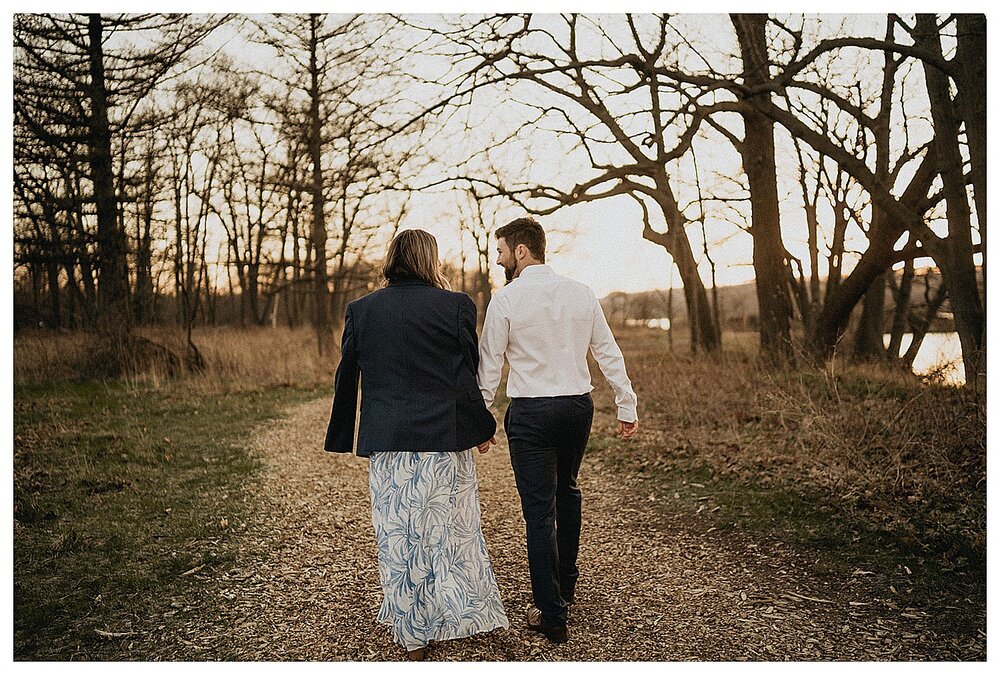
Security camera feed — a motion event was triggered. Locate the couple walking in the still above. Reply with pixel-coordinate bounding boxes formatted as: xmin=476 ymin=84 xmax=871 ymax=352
xmin=324 ymin=217 xmax=638 ymax=660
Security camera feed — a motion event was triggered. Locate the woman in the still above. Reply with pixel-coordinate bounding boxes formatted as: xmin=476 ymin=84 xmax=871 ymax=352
xmin=324 ymin=229 xmax=508 ymax=660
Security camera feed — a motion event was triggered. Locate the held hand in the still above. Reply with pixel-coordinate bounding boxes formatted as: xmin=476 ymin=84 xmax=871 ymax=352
xmin=477 ymin=436 xmax=497 ymax=454
xmin=617 ymin=419 xmax=639 ymax=440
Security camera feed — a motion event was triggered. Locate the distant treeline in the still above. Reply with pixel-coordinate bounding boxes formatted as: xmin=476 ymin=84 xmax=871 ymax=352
xmin=601 ymin=266 xmax=961 ymax=334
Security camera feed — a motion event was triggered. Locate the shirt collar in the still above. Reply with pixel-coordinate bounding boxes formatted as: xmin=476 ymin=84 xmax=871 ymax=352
xmin=517 ymin=263 xmax=553 ymax=279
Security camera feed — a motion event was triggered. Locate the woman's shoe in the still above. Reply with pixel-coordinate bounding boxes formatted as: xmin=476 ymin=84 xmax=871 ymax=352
xmin=406 ymin=647 xmax=427 ymax=661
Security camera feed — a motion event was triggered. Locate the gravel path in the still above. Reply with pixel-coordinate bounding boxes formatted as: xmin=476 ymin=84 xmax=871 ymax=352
xmin=191 ymin=397 xmax=981 ymax=661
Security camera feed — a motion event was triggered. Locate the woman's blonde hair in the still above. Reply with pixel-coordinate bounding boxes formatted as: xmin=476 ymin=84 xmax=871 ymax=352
xmin=381 ymin=229 xmax=452 ymax=290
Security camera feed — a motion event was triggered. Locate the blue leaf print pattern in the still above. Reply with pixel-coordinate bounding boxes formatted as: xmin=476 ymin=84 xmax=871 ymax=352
xmin=368 ymin=450 xmax=509 ymax=651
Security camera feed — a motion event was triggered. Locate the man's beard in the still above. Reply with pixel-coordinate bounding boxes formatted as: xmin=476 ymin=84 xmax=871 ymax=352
xmin=503 ymin=262 xmax=516 ymax=283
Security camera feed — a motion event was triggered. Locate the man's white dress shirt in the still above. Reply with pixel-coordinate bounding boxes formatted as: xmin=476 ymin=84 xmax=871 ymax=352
xmin=478 ymin=264 xmax=638 ymax=423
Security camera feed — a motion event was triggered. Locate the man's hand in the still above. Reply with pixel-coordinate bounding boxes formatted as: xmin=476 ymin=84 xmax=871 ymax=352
xmin=617 ymin=420 xmax=638 ymax=440
xmin=477 ymin=436 xmax=497 ymax=454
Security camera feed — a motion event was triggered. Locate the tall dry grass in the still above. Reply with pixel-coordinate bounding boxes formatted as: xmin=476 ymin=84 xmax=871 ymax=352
xmin=14 ymin=326 xmax=338 ymax=393
xmin=596 ymin=327 xmax=986 ymax=557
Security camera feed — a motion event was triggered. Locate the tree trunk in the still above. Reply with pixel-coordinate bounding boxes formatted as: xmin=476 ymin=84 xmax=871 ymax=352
xmin=915 ymin=13 xmax=985 ymax=388
xmin=45 ymin=219 xmax=64 ymax=329
xmin=954 ymin=14 xmax=987 ymax=386
xmin=87 ymin=14 xmax=132 ymax=366
xmin=134 ymin=175 xmax=155 ymax=324
xmin=854 ymin=272 xmax=886 ymax=360
xmin=248 ymin=263 xmax=262 ymax=325
xmin=954 ymin=14 xmax=986 ymax=271
xmin=887 ymin=258 xmax=915 ymax=359
xmin=307 ymin=15 xmax=333 ymax=357
xmin=733 ymin=14 xmax=795 ymax=366
xmin=811 ymin=231 xmax=897 ymax=359
xmin=29 ymin=263 xmax=41 ymax=326
xmin=46 ymin=259 xmax=61 ymax=329
xmin=824 ymin=190 xmax=849 ymax=307
xmin=666 ymin=265 xmax=675 ymax=352
xmin=641 ymin=212 xmax=719 ymax=353
xmin=902 ymin=282 xmax=948 ymax=369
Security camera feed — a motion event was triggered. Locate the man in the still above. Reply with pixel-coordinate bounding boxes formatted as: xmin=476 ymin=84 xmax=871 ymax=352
xmin=477 ymin=216 xmax=638 ymax=644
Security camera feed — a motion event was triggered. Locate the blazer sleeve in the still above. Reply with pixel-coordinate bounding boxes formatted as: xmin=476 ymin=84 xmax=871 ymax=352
xmin=458 ymin=294 xmax=480 ymax=376
xmin=324 ymin=304 xmax=359 ymax=453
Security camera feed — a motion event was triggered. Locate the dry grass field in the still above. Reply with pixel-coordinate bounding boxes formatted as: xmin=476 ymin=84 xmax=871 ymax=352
xmin=14 ymin=326 xmax=337 ymax=391
xmin=586 ymin=327 xmax=985 ymax=645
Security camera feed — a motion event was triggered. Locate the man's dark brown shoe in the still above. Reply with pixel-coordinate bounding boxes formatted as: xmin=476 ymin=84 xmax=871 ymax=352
xmin=527 ymin=606 xmax=568 ymax=643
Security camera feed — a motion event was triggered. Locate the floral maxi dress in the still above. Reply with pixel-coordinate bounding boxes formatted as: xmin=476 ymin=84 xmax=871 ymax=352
xmin=368 ymin=449 xmax=509 ymax=650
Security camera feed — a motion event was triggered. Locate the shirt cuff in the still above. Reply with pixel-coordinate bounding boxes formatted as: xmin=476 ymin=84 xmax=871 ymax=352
xmin=617 ymin=406 xmax=638 ymax=423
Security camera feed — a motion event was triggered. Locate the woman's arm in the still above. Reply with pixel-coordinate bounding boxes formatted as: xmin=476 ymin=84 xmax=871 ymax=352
xmin=458 ymin=294 xmax=481 ymax=374
xmin=324 ymin=304 xmax=359 ymax=453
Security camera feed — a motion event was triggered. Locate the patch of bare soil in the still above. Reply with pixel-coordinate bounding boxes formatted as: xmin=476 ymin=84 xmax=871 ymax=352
xmin=168 ymin=398 xmax=984 ymax=661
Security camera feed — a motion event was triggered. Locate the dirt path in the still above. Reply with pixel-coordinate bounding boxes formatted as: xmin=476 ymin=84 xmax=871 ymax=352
xmin=191 ymin=397 xmax=979 ymax=661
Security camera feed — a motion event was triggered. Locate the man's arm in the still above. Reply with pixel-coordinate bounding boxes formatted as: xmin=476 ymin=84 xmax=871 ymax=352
xmin=589 ymin=294 xmax=639 ymax=427
xmin=477 ymin=294 xmax=509 ymax=408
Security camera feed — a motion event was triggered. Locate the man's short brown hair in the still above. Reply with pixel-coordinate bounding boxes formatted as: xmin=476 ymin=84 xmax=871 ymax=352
xmin=495 ymin=217 xmax=546 ymax=263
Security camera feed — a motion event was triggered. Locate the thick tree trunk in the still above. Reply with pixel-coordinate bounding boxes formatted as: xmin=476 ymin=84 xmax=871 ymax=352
xmin=732 ymin=14 xmax=795 ymax=366
xmin=673 ymin=237 xmax=718 ymax=354
xmin=855 ymin=272 xmax=887 ymax=360
xmin=824 ymin=193 xmax=849 ymax=307
xmin=915 ymin=14 xmax=985 ymax=388
xmin=87 ymin=14 xmax=132 ymax=369
xmin=954 ymin=14 xmax=986 ymax=265
xmin=810 ymin=231 xmax=897 ymax=359
xmin=955 ymin=14 xmax=986 ymax=380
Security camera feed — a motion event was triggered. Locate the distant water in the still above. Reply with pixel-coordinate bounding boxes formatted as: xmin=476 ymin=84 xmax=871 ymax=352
xmin=626 ymin=318 xmax=671 ymax=330
xmin=884 ymin=332 xmax=965 ymax=385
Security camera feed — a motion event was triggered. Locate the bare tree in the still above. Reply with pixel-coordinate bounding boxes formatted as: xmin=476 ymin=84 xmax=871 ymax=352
xmin=729 ymin=14 xmax=797 ymax=365
xmin=405 ymin=14 xmax=722 ymax=352
xmin=716 ymin=13 xmax=984 ymax=384
xmin=251 ymin=13 xmax=411 ymax=356
xmin=205 ymin=64 xmax=284 ymax=327
xmin=14 ymin=13 xmax=226 ymax=372
xmin=162 ymin=73 xmax=240 ymax=367
xmin=910 ymin=14 xmax=984 ymax=385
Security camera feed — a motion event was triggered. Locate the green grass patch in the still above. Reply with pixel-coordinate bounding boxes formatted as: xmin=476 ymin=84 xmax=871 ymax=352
xmin=13 ymin=380 xmax=325 ymax=660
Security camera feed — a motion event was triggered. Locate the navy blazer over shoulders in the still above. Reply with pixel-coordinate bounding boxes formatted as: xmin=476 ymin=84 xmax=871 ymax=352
xmin=324 ymin=279 xmax=497 ymax=457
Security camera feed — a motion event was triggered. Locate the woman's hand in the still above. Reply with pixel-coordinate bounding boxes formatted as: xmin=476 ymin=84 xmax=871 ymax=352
xmin=477 ymin=436 xmax=497 ymax=454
